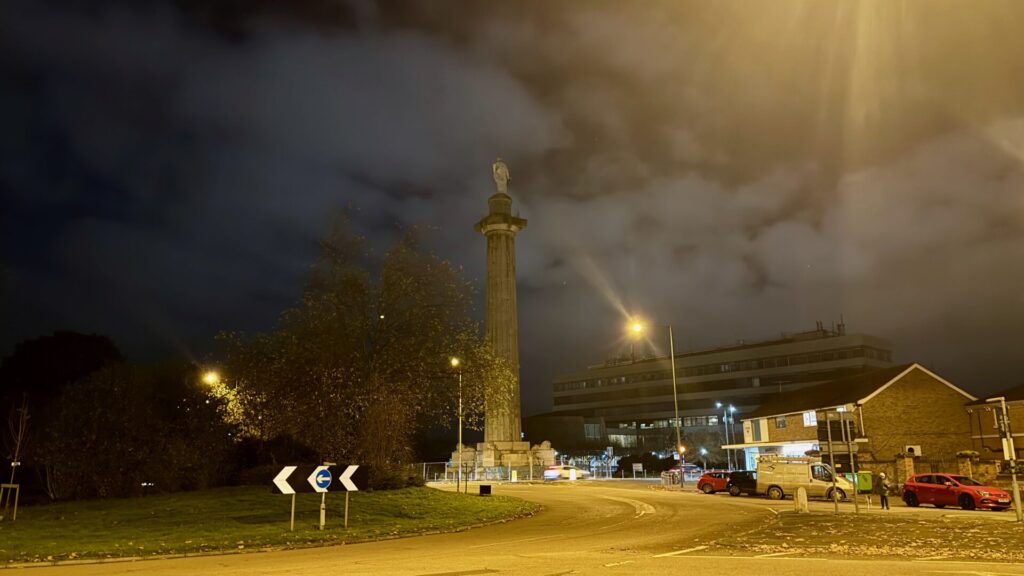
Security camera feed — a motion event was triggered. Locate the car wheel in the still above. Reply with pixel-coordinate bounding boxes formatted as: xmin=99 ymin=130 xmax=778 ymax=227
xmin=904 ymin=492 xmax=919 ymax=507
xmin=959 ymin=494 xmax=976 ymax=511
xmin=934 ymin=504 xmax=945 ymax=509
xmin=767 ymin=486 xmax=784 ymax=500
xmin=728 ymin=485 xmax=741 ymax=497
xmin=701 ymin=483 xmax=714 ymax=494
xmin=827 ymin=488 xmax=846 ymax=501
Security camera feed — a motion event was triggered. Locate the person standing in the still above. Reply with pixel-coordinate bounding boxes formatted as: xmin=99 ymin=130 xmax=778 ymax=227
xmin=875 ymin=472 xmax=892 ymax=510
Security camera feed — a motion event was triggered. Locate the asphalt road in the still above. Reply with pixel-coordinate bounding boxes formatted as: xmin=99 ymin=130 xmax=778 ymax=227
xmin=32 ymin=481 xmax=1024 ymax=576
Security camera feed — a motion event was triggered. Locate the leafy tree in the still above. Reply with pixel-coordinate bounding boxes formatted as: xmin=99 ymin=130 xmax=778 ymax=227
xmin=221 ymin=218 xmax=512 ymax=487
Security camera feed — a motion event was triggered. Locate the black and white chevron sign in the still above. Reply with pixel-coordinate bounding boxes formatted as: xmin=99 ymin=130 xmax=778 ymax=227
xmin=272 ymin=464 xmax=365 ymax=494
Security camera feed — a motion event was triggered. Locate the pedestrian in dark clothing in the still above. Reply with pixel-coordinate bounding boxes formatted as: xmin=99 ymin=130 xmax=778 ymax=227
xmin=875 ymin=472 xmax=892 ymax=509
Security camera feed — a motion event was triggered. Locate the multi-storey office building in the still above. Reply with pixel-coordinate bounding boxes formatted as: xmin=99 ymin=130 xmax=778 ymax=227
xmin=533 ymin=325 xmax=893 ymax=455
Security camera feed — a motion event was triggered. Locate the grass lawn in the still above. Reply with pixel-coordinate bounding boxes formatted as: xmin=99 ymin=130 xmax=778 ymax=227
xmin=0 ymin=486 xmax=539 ymax=564
xmin=714 ymin=511 xmax=1024 ymax=561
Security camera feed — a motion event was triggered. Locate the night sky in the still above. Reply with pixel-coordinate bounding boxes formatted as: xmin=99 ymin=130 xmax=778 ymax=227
xmin=4 ymin=1 xmax=1024 ymax=415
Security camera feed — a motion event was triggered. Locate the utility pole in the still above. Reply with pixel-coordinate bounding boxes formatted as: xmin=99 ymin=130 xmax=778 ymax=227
xmin=989 ymin=396 xmax=1023 ymax=522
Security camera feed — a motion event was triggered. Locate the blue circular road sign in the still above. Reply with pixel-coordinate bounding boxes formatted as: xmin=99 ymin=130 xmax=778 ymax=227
xmin=315 ymin=469 xmax=332 ymax=489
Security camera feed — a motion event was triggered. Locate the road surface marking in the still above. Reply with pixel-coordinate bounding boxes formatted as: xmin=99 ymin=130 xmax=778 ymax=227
xmin=603 ymin=561 xmax=634 ymax=567
xmin=756 ymin=551 xmax=799 ymax=558
xmin=469 ymin=535 xmax=557 ymax=549
xmin=917 ymin=555 xmax=951 ymax=561
xmin=599 ymin=495 xmax=656 ymax=518
xmin=653 ymin=545 xmax=708 ymax=557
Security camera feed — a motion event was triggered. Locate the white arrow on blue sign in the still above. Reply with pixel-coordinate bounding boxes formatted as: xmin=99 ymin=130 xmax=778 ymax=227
xmin=308 ymin=466 xmax=332 ymax=493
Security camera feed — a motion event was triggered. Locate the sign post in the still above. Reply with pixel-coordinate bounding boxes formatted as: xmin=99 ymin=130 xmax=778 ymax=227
xmin=989 ymin=397 xmax=1023 ymax=522
xmin=309 ymin=466 xmax=332 ymax=530
xmin=273 ymin=464 xmax=363 ymax=531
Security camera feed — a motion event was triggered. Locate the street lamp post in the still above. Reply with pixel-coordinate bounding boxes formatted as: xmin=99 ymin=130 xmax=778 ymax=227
xmin=630 ymin=319 xmax=684 ymax=486
xmin=451 ymin=357 xmax=464 ymax=494
xmin=988 ymin=396 xmax=1023 ymax=522
xmin=716 ymin=402 xmax=736 ymax=470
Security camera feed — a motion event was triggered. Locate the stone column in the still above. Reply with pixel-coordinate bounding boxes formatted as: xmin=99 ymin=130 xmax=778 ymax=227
xmin=475 ymin=167 xmax=527 ymax=443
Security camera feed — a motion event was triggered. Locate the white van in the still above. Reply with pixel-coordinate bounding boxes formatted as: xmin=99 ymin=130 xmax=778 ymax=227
xmin=755 ymin=455 xmax=854 ymax=501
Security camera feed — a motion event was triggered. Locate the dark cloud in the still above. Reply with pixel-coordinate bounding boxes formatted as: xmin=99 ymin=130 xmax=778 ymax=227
xmin=3 ymin=0 xmax=1024 ymax=415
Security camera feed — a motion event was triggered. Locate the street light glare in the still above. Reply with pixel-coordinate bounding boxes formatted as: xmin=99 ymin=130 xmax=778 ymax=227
xmin=629 ymin=319 xmax=644 ymax=336
xmin=202 ymin=370 xmax=220 ymax=386
xmin=450 ymin=357 xmax=460 ymax=368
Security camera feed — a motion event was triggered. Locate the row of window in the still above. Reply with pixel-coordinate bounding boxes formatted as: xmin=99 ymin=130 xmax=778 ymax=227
xmin=554 ymin=347 xmax=891 ymax=392
xmin=615 ymin=415 xmax=726 ymax=430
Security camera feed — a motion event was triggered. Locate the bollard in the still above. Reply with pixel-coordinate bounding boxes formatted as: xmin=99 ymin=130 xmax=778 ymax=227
xmin=795 ymin=487 xmax=809 ymax=513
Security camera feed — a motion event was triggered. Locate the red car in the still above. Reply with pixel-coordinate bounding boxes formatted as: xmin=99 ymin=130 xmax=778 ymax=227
xmin=902 ymin=473 xmax=1012 ymax=511
xmin=697 ymin=470 xmax=730 ymax=494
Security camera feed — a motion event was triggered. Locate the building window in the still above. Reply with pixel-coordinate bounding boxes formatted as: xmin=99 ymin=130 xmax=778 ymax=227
xmin=751 ymin=419 xmax=763 ymax=441
xmin=802 ymin=411 xmax=818 ymax=427
xmin=608 ymin=434 xmax=637 ymax=448
xmin=584 ymin=423 xmax=601 ymax=440
xmin=707 ymin=415 xmax=719 ymax=426
xmin=775 ymin=417 xmax=787 ymax=429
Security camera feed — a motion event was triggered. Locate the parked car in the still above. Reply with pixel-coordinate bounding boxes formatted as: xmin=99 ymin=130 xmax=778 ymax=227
xmin=726 ymin=470 xmax=758 ymax=496
xmin=756 ymin=455 xmax=853 ymax=501
xmin=543 ymin=465 xmax=591 ymax=481
xmin=902 ymin=473 xmax=1011 ymax=511
xmin=697 ymin=470 xmax=731 ymax=494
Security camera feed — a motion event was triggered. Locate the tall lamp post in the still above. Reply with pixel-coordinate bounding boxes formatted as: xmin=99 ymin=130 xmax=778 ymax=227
xmin=715 ymin=402 xmax=736 ymax=470
xmin=629 ymin=318 xmax=684 ymax=484
xmin=450 ymin=357 xmax=464 ymax=494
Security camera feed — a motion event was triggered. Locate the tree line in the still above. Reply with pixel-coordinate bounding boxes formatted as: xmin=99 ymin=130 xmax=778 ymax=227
xmin=1 ymin=217 xmax=507 ymax=499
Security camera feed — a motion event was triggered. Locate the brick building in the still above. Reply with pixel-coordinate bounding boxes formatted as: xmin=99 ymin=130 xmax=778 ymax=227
xmin=728 ymin=364 xmax=977 ymax=482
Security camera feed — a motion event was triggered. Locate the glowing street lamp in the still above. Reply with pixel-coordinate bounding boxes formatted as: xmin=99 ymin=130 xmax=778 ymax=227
xmin=202 ymin=370 xmax=220 ymax=386
xmin=629 ymin=317 xmax=683 ymax=483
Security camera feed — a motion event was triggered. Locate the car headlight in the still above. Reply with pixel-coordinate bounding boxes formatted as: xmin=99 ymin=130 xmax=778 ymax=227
xmin=976 ymin=490 xmax=990 ymax=497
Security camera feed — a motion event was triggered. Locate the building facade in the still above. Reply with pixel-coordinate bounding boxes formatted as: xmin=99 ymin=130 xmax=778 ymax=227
xmin=731 ymin=363 xmax=977 ymax=482
xmin=535 ymin=325 xmax=893 ymax=455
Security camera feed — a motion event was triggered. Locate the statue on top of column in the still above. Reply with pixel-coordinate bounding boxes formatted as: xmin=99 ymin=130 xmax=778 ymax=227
xmin=492 ymin=158 xmax=510 ymax=194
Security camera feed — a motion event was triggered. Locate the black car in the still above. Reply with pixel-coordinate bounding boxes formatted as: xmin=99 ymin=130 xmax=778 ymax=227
xmin=726 ymin=470 xmax=758 ymax=496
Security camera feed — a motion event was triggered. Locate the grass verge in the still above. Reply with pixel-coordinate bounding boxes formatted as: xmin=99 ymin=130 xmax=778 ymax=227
xmin=0 ymin=486 xmax=540 ymax=565
xmin=714 ymin=511 xmax=1024 ymax=561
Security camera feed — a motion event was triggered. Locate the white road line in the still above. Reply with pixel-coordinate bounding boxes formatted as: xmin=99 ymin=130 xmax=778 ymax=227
xmin=468 ymin=535 xmax=557 ymax=549
xmin=653 ymin=545 xmax=708 ymax=558
xmin=599 ymin=495 xmax=656 ymax=517
xmin=916 ymin=555 xmax=951 ymax=561
xmin=603 ymin=561 xmax=634 ymax=567
xmin=755 ymin=551 xmax=799 ymax=558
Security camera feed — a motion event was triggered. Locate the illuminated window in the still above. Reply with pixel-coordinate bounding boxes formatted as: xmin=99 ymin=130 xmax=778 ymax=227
xmin=803 ymin=411 xmax=818 ymax=427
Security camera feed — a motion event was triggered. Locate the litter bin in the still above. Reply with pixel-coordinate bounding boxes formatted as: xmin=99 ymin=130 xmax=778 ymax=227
xmin=843 ymin=471 xmax=873 ymax=493
xmin=479 ymin=484 xmax=491 ymax=496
